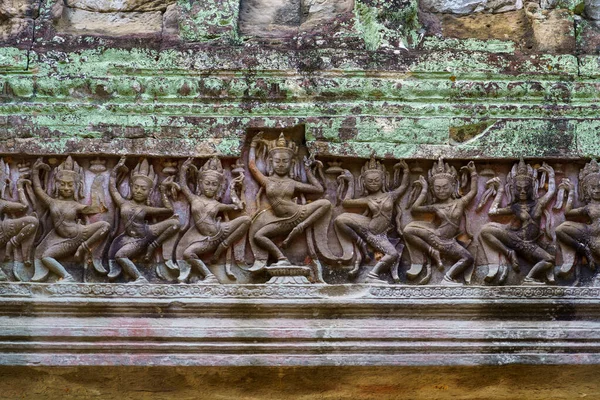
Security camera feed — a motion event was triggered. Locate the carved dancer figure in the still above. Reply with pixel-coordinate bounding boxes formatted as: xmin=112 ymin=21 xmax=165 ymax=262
xmin=404 ymin=159 xmax=478 ymax=286
xmin=478 ymin=159 xmax=556 ymax=285
xmin=176 ymin=157 xmax=250 ymax=283
xmin=555 ymin=160 xmax=600 ymax=284
xmin=107 ymin=157 xmax=181 ymax=284
xmin=0 ymin=159 xmax=39 ymax=281
xmin=31 ymin=156 xmax=110 ymax=283
xmin=248 ymin=132 xmax=342 ymax=271
xmin=333 ymin=157 xmax=409 ymax=283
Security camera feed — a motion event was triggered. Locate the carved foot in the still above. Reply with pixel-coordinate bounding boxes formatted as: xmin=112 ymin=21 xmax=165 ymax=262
xmin=74 ymin=242 xmax=90 ymax=261
xmin=202 ymin=274 xmax=220 ymax=284
xmin=558 ymin=263 xmax=574 ymax=277
xmin=507 ymin=250 xmax=520 ymax=273
xmin=92 ymin=258 xmax=107 ymax=274
xmin=484 ymin=265 xmax=499 ymax=283
xmin=428 ymin=248 xmax=443 ymax=270
xmin=165 ymin=260 xmax=179 ymax=271
xmin=282 ymin=224 xmax=305 ymax=248
xmin=406 ymin=264 xmax=423 ymax=280
xmin=130 ymin=276 xmax=148 ymax=284
xmin=364 ymin=273 xmax=388 ymax=285
xmin=523 ymin=276 xmax=545 ymax=285
xmin=441 ymin=275 xmax=463 ymax=286
xmin=0 ymin=268 xmax=6 ymax=281
xmin=348 ymin=263 xmax=360 ymax=278
xmin=57 ymin=274 xmax=76 ymax=284
xmin=272 ymin=259 xmax=292 ymax=267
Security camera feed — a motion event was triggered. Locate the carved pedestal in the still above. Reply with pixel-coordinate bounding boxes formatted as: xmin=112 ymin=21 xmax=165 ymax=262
xmin=265 ymin=265 xmax=312 ymax=284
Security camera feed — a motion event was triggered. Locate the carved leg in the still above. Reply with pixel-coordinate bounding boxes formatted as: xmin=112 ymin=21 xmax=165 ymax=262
xmin=117 ymin=257 xmax=147 ymax=284
xmin=334 ymin=213 xmax=371 ymax=263
xmin=187 ymin=258 xmax=219 ymax=283
xmin=524 ymin=247 xmax=554 ymax=284
xmin=365 ymin=239 xmax=399 ymax=284
xmin=254 ymin=224 xmax=289 ymax=263
xmin=212 ymin=216 xmax=251 ymax=262
xmin=182 ymin=242 xmax=219 ymax=283
xmin=144 ymin=218 xmax=181 ymax=262
xmin=444 ymin=245 xmax=474 ymax=285
xmin=480 ymin=224 xmax=519 ymax=272
xmin=75 ymin=221 xmax=110 ymax=274
xmin=404 ymin=224 xmax=441 ymax=278
xmin=41 ymin=257 xmax=75 ymax=282
xmin=282 ymin=200 xmax=331 ymax=248
xmin=4 ymin=217 xmax=38 ymax=265
xmin=556 ymin=222 xmax=589 ymax=276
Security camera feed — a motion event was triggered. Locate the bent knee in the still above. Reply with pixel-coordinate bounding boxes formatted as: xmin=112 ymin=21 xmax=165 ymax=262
xmin=239 ymin=216 xmax=251 ymax=226
xmin=97 ymin=221 xmax=111 ymax=235
xmin=22 ymin=216 xmax=39 ymax=227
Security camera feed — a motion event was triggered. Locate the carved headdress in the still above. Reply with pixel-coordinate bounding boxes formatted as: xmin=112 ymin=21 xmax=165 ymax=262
xmin=579 ymin=159 xmax=600 ymax=202
xmin=268 ymin=133 xmax=298 ymax=157
xmin=506 ymin=158 xmax=539 ymax=203
xmin=54 ymin=156 xmax=85 ymax=200
xmin=428 ymin=158 xmax=458 ymax=186
xmin=358 ymin=156 xmax=390 ymax=195
xmin=130 ymin=158 xmax=157 ymax=188
xmin=198 ymin=156 xmax=225 ymax=200
xmin=199 ymin=156 xmax=224 ymax=180
xmin=427 ymin=158 xmax=460 ymax=200
xmin=265 ymin=133 xmax=300 ymax=179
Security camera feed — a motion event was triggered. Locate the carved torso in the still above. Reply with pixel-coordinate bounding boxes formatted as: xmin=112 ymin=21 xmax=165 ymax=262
xmin=49 ymin=199 xmax=82 ymax=238
xmin=366 ymin=193 xmax=395 ymax=235
xmin=190 ymin=196 xmax=222 ymax=237
xmin=119 ymin=202 xmax=149 ymax=238
xmin=264 ymin=176 xmax=299 ymax=218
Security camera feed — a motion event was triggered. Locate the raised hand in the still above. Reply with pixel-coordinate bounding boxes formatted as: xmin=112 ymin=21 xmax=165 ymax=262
xmin=460 ymin=161 xmax=476 ymax=174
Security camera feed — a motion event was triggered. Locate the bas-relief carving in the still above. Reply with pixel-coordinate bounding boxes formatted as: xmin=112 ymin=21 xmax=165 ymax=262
xmin=404 ymin=159 xmax=478 ymax=286
xmin=477 ymin=159 xmax=556 ymax=285
xmin=1 ymin=133 xmax=600 ymax=290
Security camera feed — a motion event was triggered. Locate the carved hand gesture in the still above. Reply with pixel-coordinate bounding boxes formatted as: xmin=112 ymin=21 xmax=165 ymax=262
xmin=558 ymin=177 xmax=574 ymax=192
xmin=304 ymin=153 xmax=322 ymax=170
xmin=538 ymin=162 xmax=554 ymax=175
xmin=394 ymin=160 xmax=409 ymax=171
xmin=33 ymin=158 xmax=50 ymax=173
xmin=251 ymin=131 xmax=265 ymax=147
xmin=182 ymin=157 xmax=194 ymax=171
xmin=485 ymin=177 xmax=502 ymax=189
xmin=417 ymin=175 xmax=428 ymax=190
xmin=160 ymin=175 xmax=180 ymax=198
xmin=337 ymin=169 xmax=353 ymax=183
xmin=17 ymin=177 xmax=31 ymax=189
xmin=460 ymin=161 xmax=476 ymax=174
xmin=115 ymin=156 xmax=128 ymax=172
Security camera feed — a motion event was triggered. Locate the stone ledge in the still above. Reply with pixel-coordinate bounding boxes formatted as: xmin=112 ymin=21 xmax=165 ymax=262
xmin=1 ymin=283 xmax=600 ymax=366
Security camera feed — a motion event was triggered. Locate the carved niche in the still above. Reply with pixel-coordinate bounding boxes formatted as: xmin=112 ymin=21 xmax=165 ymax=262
xmin=0 ymin=130 xmax=598 ymax=289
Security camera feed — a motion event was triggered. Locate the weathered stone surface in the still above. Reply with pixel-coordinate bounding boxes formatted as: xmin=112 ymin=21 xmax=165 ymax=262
xmin=525 ymin=3 xmax=575 ymax=53
xmin=65 ymin=0 xmax=174 ymax=12
xmin=56 ymin=7 xmax=163 ymax=36
xmin=434 ymin=10 xmax=530 ymax=42
xmin=420 ymin=0 xmax=522 ymax=14
xmin=3 ymin=365 xmax=600 ymax=400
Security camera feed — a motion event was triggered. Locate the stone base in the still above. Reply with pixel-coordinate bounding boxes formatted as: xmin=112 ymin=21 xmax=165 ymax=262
xmin=265 ymin=265 xmax=312 ymax=284
xmin=1 ymin=283 xmax=600 ymax=366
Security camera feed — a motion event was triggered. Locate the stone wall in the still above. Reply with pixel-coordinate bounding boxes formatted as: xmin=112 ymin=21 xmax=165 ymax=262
xmin=2 ymin=0 xmax=600 ymax=389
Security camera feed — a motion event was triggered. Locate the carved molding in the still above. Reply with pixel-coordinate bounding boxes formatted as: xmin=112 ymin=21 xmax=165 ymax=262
xmin=0 ymin=132 xmax=597 ymax=289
